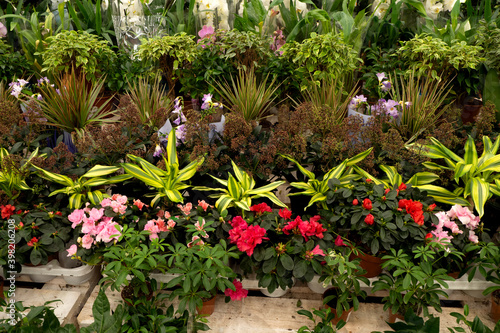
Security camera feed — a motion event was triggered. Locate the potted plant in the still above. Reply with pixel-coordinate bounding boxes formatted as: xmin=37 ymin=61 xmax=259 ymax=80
xmin=230 ymin=203 xmax=334 ymax=295
xmin=322 ymin=178 xmax=438 ymax=277
xmin=297 ymin=306 xmax=347 ymax=333
xmin=371 ymin=243 xmax=455 ymax=322
xmin=164 ymin=239 xmax=244 ymax=316
xmin=318 ymin=243 xmax=369 ymax=324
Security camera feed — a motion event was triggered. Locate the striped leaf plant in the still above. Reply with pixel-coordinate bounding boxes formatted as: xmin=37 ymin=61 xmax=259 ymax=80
xmin=193 ymin=160 xmax=287 ymax=213
xmin=121 ymin=129 xmax=204 ymax=207
xmin=32 ymin=164 xmax=131 ymax=209
xmin=281 ymin=148 xmax=373 ymax=210
xmin=406 ymin=135 xmax=500 ymax=217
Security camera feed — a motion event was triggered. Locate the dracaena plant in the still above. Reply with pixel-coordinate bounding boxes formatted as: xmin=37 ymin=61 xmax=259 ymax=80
xmin=0 ymin=148 xmax=43 ymax=200
xmin=120 ymin=129 xmax=204 ymax=207
xmin=280 ymin=148 xmax=373 ymax=210
xmin=212 ymin=68 xmax=281 ymax=122
xmin=193 ymin=160 xmax=286 ymax=213
xmin=31 ymin=165 xmax=130 ymax=209
xmin=407 ymin=135 xmax=500 ymax=217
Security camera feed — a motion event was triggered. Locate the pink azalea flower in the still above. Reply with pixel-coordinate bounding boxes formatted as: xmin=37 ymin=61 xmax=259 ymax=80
xmin=67 ymin=244 xmax=77 ymax=257
xmin=144 ymin=220 xmax=160 ymax=239
xmin=81 ymin=234 xmax=94 ymax=249
xmin=447 ymin=204 xmax=480 ymax=230
xmin=187 ymin=235 xmax=204 ymax=247
xmin=96 ymin=222 xmax=121 ymax=243
xmin=178 ymin=203 xmax=192 ymax=216
xmin=198 ymin=200 xmax=211 ymax=211
xmin=89 ymin=207 xmax=104 ymax=221
xmin=167 ymin=219 xmax=176 ymax=230
xmin=81 ymin=217 xmax=98 ymax=235
xmin=68 ymin=209 xmax=85 ymax=228
xmin=468 ymin=230 xmax=479 ymax=244
xmin=225 ymin=279 xmax=248 ymax=301
xmin=304 ymin=245 xmax=325 ymax=260
xmin=133 ymin=199 xmax=146 ymax=210
xmin=100 ymin=198 xmax=111 ymax=207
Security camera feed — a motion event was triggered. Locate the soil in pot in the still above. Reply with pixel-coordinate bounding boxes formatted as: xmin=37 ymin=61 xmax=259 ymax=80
xmin=491 ymin=290 xmax=500 ymax=322
xmin=196 ymin=295 xmax=217 ymax=316
xmin=322 ymin=288 xmax=354 ymax=325
xmin=121 ymin=281 xmax=154 ymax=307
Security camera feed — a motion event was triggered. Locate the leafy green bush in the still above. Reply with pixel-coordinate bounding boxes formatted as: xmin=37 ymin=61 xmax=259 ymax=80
xmin=280 ymin=32 xmax=361 ymax=91
xmin=0 ymin=39 xmax=32 ymax=83
xmin=41 ymin=30 xmax=116 ymax=83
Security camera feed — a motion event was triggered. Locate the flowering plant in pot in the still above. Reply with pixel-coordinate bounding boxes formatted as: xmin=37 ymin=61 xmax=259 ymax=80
xmin=164 ymin=239 xmax=244 ymax=315
xmin=0 ymin=202 xmax=73 ymax=267
xmin=321 ymin=178 xmax=437 ymax=276
xmin=318 ymin=241 xmax=370 ymax=324
xmin=232 ymin=203 xmax=334 ymax=294
xmin=66 ymin=194 xmax=172 ymax=302
xmin=371 ymin=243 xmax=455 ymax=321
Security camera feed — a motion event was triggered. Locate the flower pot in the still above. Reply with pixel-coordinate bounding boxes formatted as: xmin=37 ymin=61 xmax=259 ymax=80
xmin=307 ymin=275 xmax=331 ymax=294
xmin=322 ymin=288 xmax=353 ymax=325
xmin=491 ymin=290 xmax=500 ymax=323
xmin=196 ymin=295 xmax=217 ymax=316
xmin=261 ymin=286 xmax=290 ymax=298
xmin=121 ymin=281 xmax=154 ymax=306
xmin=388 ymin=309 xmax=405 ymax=323
xmin=350 ymin=252 xmax=384 ymax=278
xmin=58 ymin=250 xmax=82 ymax=269
xmin=461 ymin=97 xmax=482 ymax=124
xmin=348 ymin=108 xmax=374 ymax=125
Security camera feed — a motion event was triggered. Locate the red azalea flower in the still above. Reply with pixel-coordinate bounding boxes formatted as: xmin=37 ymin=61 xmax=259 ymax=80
xmin=398 ymin=183 xmax=407 ymax=191
xmin=250 ymin=203 xmax=272 ymax=215
xmin=427 ymin=203 xmax=436 ymax=212
xmin=304 ymin=245 xmax=325 ymax=260
xmin=27 ymin=237 xmax=39 ymax=247
xmin=225 ymin=279 xmax=248 ymax=301
xmin=1 ymin=205 xmax=16 ymax=219
xmin=335 ymin=235 xmax=346 ymax=247
xmin=366 ymin=179 xmax=372 ymax=183
xmin=364 ymin=214 xmax=374 ymax=225
xmin=352 ymin=199 xmax=359 ymax=206
xmin=399 ymin=199 xmax=424 ymax=226
xmin=278 ymin=208 xmax=292 ymax=219
xmin=384 ymin=188 xmax=390 ymax=195
xmin=362 ymin=199 xmax=372 ymax=210
xmin=283 ymin=216 xmax=302 ymax=235
xmin=133 ymin=199 xmax=146 ymax=211
xmin=55 ymin=211 xmax=62 ymax=216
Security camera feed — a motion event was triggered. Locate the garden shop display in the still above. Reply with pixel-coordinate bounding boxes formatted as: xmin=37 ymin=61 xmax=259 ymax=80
xmin=1 ymin=0 xmax=500 ymax=331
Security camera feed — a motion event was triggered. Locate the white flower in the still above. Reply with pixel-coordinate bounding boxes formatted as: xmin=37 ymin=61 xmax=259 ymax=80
xmin=442 ymin=0 xmax=456 ymax=11
xmin=101 ymin=0 xmax=109 ymax=11
xmin=425 ymin=0 xmax=443 ymax=20
xmin=372 ymin=0 xmax=390 ymax=19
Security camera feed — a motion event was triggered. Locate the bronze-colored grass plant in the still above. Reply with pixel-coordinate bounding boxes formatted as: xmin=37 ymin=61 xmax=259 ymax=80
xmin=389 ymin=69 xmax=453 ymax=141
xmin=126 ymin=74 xmax=173 ymax=129
xmin=37 ymin=69 xmax=117 ymax=137
xmin=212 ymin=69 xmax=281 ymax=122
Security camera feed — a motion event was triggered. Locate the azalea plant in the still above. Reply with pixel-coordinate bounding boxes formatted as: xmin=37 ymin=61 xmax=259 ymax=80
xmin=321 ymin=178 xmax=438 ymax=256
xmin=234 ymin=203 xmax=335 ymax=293
xmin=0 ymin=202 xmax=72 ymax=267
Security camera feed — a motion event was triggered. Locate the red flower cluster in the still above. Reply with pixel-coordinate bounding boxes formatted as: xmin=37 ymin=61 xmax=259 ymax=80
xmin=362 ymin=199 xmax=372 ymax=210
xmin=278 ymin=208 xmax=292 ymax=219
xmin=1 ymin=205 xmax=16 ymax=219
xmin=364 ymin=214 xmax=374 ymax=225
xmin=228 ymin=216 xmax=268 ymax=256
xmin=224 ymin=279 xmax=248 ymax=301
xmin=398 ymin=199 xmax=424 ymax=226
xmin=282 ymin=215 xmax=326 ymax=241
xmin=250 ymin=203 xmax=273 ymax=215
xmin=27 ymin=237 xmax=39 ymax=247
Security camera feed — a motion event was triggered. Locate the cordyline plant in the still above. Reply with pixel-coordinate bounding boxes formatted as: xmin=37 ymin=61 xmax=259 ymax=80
xmin=36 ymin=69 xmax=117 ymax=136
xmin=212 ymin=69 xmax=281 ymax=122
xmin=121 ymin=129 xmax=204 ymax=206
xmin=407 ymin=135 xmax=500 ymax=217
xmin=388 ymin=69 xmax=453 ymax=141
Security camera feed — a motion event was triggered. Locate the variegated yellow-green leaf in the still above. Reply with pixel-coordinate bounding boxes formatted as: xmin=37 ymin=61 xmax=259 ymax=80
xmin=380 ymin=165 xmax=402 ymax=187
xmin=306 ymin=192 xmax=327 ymax=208
xmin=231 ymin=160 xmax=246 ymax=184
xmin=454 ymin=162 xmax=473 ymax=183
xmin=82 ymin=165 xmax=120 ymax=178
xmin=490 ymin=182 xmax=500 ymax=196
xmin=165 ymin=189 xmax=184 ymax=203
xmin=208 ymin=174 xmax=228 ymax=187
xmin=177 ymin=158 xmax=204 ymax=182
xmin=248 ymin=181 xmax=285 ymax=195
xmin=469 ymin=177 xmax=490 ymax=217
xmin=346 ymin=148 xmax=373 ymax=166
xmin=216 ymin=195 xmax=234 ymax=212
xmin=464 ymin=136 xmax=478 ymax=166
xmin=320 ymin=161 xmax=347 ymax=193
xmin=120 ymin=163 xmax=164 ymax=188
xmin=422 ymin=161 xmax=453 ymax=171
xmin=234 ymin=200 xmax=251 ymax=211
xmin=32 ymin=165 xmax=74 ymax=187
xmin=280 ymin=154 xmax=315 ymax=179
xmin=166 ymin=129 xmax=179 ymax=166
xmin=415 ymin=185 xmax=470 ymax=206
xmin=407 ymin=172 xmax=439 ymax=186
xmin=351 ymin=166 xmax=386 ymax=186
xmin=83 ymin=178 xmax=109 ymax=187
xmin=88 ymin=190 xmax=105 ymax=205
xmin=69 ymin=193 xmax=83 ymax=209
xmin=429 ymin=137 xmax=464 ymax=163
xmin=227 ymin=174 xmax=242 ymax=200
xmin=253 ymin=192 xmax=287 ymax=208
xmin=477 ymin=155 xmax=500 ymax=174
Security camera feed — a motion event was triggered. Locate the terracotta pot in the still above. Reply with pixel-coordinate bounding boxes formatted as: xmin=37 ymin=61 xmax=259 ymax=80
xmin=350 ymin=252 xmax=384 ymax=278
xmin=197 ymin=295 xmax=217 ymax=316
xmin=388 ymin=309 xmax=405 ymax=323
xmin=491 ymin=290 xmax=500 ymax=322
xmin=322 ymin=288 xmax=353 ymax=324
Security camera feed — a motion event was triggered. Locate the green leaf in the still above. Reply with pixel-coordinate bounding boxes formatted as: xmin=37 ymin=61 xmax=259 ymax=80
xmin=280 ymin=254 xmax=294 ymax=271
xmin=469 ymin=178 xmax=489 ymax=217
